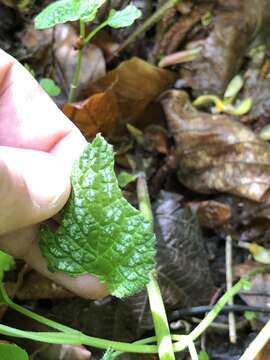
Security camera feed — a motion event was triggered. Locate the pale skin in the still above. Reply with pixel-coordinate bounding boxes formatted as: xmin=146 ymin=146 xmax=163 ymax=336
xmin=0 ymin=49 xmax=107 ymax=299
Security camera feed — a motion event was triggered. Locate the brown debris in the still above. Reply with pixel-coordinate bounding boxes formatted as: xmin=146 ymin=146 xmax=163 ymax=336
xmin=161 ymin=90 xmax=270 ymax=202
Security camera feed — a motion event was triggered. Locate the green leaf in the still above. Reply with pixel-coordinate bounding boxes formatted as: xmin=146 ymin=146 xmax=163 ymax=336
xmin=0 ymin=251 xmax=15 ymax=281
xmin=39 ymin=78 xmax=61 ymax=97
xmin=244 ymin=311 xmax=256 ymax=321
xmin=199 ymin=351 xmax=209 ymax=360
xmin=117 ymin=171 xmax=137 ymax=188
xmin=107 ymin=4 xmax=141 ymax=29
xmin=0 ymin=344 xmax=28 ymax=360
xmin=40 ymin=134 xmax=155 ymax=298
xmin=35 ymin=0 xmax=106 ymax=30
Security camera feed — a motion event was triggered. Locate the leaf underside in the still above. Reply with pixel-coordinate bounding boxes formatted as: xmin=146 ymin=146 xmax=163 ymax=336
xmin=40 ymin=134 xmax=155 ymax=298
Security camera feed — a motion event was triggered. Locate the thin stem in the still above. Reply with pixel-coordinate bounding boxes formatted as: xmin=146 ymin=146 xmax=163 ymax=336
xmin=68 ymin=20 xmax=85 ymax=103
xmin=0 ymin=279 xmax=246 ymax=354
xmin=239 ymin=319 xmax=270 ymax=360
xmin=0 ymin=283 xmax=78 ymax=334
xmin=84 ymin=21 xmax=108 ymax=44
xmin=173 ymin=278 xmax=247 ymax=352
xmin=226 ymin=235 xmax=237 ymax=343
xmin=0 ymin=323 xmax=157 ymax=353
xmin=147 ymin=272 xmax=176 ymax=360
xmin=137 ymin=169 xmax=175 ymax=360
xmin=112 ymin=335 xmax=181 ymax=358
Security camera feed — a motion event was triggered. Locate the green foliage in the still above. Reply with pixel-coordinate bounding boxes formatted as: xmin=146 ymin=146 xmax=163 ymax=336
xmin=35 ymin=0 xmax=106 ymax=29
xmin=101 ymin=348 xmax=118 ymax=359
xmin=107 ymin=4 xmax=142 ymax=28
xmin=0 ymin=250 xmax=15 ymax=281
xmin=117 ymin=171 xmax=137 ymax=188
xmin=40 ymin=134 xmax=155 ymax=298
xmin=39 ymin=78 xmax=61 ymax=97
xmin=0 ymin=344 xmax=28 ymax=360
xmin=244 ymin=311 xmax=257 ymax=321
xmin=198 ymin=351 xmax=209 ymax=360
xmin=23 ymin=63 xmax=35 ymax=77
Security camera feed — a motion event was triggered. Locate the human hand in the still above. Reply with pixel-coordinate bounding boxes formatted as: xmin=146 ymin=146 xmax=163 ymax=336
xmin=0 ymin=49 xmax=107 ymax=299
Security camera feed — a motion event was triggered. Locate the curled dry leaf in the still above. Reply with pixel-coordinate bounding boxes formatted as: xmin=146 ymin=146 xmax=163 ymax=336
xmin=63 ymin=88 xmax=119 ymax=139
xmin=182 ymin=0 xmax=270 ymax=96
xmin=64 ymin=57 xmax=176 ymax=138
xmin=161 ymin=90 xmax=270 ymax=202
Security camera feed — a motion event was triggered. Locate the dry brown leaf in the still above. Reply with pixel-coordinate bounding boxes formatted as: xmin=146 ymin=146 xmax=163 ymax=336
xmin=66 ymin=57 xmax=176 ymax=138
xmin=254 ymin=340 xmax=270 ymax=360
xmin=63 ymin=88 xmax=119 ymax=138
xmin=193 ymin=200 xmax=231 ymax=229
xmin=181 ymin=0 xmax=270 ymax=96
xmin=161 ymin=90 xmax=270 ymax=202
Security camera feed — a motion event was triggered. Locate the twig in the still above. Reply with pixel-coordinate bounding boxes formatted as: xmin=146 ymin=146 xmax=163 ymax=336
xmin=169 ymin=304 xmax=270 ymax=319
xmin=239 ymin=320 xmax=270 ymax=360
xmin=110 ymin=0 xmax=181 ymax=59
xmin=226 ymin=235 xmax=237 ymax=343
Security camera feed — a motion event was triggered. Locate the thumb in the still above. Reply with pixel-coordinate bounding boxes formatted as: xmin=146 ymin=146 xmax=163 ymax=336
xmin=0 ymin=146 xmax=70 ymax=235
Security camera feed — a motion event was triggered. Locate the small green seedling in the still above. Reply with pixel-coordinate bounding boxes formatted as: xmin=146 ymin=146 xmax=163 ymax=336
xmin=24 ymin=64 xmax=60 ymax=97
xmin=35 ymin=0 xmax=142 ymax=102
xmin=244 ymin=311 xmax=257 ymax=321
xmin=193 ymin=75 xmax=252 ymax=116
xmin=39 ymin=78 xmax=61 ymax=97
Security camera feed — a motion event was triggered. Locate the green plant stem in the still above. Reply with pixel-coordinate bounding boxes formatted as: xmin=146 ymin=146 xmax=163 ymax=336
xmin=0 ymin=279 xmax=246 ymax=354
xmin=239 ymin=319 xmax=270 ymax=360
xmin=0 ymin=283 xmax=77 ymax=335
xmin=137 ymin=170 xmax=175 ymax=360
xmin=147 ymin=272 xmax=176 ymax=360
xmin=68 ymin=20 xmax=85 ymax=103
xmin=112 ymin=335 xmax=181 ymax=358
xmin=84 ymin=21 xmax=108 ymax=44
xmin=173 ymin=278 xmax=248 ymax=351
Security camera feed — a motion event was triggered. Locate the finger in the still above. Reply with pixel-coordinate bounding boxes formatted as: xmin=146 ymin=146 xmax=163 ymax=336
xmin=0 ymin=49 xmax=87 ymax=166
xmin=0 ymin=227 xmax=108 ymax=300
xmin=0 ymin=146 xmax=70 ymax=235
xmin=0 ymin=49 xmax=82 ymax=151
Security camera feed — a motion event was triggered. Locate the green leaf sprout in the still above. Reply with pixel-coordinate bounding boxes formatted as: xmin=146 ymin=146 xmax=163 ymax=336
xmin=107 ymin=4 xmax=142 ymax=29
xmin=39 ymin=78 xmax=61 ymax=97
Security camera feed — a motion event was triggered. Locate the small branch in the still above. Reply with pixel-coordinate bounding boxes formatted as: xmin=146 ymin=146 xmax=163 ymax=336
xmin=226 ymin=235 xmax=237 ymax=343
xmin=110 ymin=0 xmax=181 ymax=59
xmin=84 ymin=21 xmax=108 ymax=44
xmin=239 ymin=320 xmax=270 ymax=360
